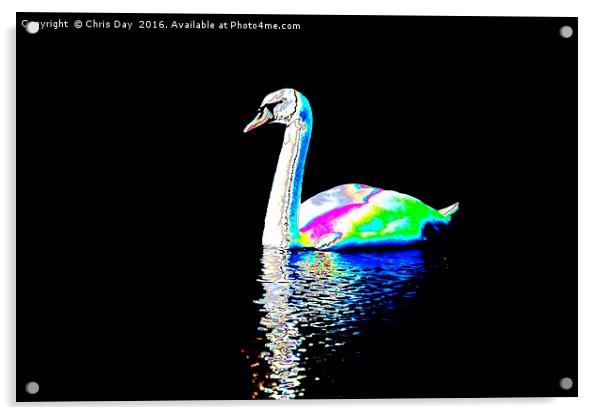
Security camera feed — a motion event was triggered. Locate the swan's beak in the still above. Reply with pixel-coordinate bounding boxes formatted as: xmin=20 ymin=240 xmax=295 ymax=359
xmin=243 ymin=107 xmax=273 ymax=133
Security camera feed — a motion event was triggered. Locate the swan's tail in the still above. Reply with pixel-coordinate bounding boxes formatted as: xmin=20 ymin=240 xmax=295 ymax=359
xmin=438 ymin=202 xmax=459 ymax=217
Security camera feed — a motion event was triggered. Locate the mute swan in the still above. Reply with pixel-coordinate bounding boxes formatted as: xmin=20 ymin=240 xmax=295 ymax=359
xmin=243 ymin=88 xmax=459 ymax=250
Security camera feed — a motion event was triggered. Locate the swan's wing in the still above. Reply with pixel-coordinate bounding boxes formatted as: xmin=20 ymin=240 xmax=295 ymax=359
xmin=299 ymin=183 xmax=382 ymax=229
xmin=299 ymin=184 xmax=451 ymax=249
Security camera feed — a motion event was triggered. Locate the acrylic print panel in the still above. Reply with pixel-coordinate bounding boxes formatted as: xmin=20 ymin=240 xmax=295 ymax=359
xmin=17 ymin=13 xmax=576 ymax=401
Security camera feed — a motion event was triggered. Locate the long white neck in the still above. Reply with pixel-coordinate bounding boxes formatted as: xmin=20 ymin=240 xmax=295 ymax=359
xmin=262 ymin=109 xmax=312 ymax=249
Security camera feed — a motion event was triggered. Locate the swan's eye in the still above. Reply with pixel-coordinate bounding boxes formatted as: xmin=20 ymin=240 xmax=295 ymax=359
xmin=262 ymin=102 xmax=278 ymax=114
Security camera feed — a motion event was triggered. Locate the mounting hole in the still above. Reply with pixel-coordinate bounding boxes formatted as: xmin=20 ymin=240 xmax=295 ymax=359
xmin=559 ymin=377 xmax=573 ymax=390
xmin=559 ymin=25 xmax=573 ymax=39
xmin=25 ymin=381 xmax=39 ymax=395
xmin=25 ymin=21 xmax=40 ymax=35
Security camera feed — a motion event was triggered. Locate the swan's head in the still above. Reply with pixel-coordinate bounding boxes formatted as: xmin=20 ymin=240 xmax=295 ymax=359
xmin=243 ymin=88 xmax=305 ymax=133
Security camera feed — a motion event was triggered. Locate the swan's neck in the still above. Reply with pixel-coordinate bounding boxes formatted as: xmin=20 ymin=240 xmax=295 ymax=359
xmin=262 ymin=101 xmax=312 ymax=249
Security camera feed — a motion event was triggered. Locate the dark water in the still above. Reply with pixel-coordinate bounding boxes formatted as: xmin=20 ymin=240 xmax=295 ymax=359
xmin=244 ymin=248 xmax=449 ymax=399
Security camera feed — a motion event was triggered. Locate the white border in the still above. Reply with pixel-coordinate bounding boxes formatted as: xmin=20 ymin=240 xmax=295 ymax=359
xmin=2 ymin=1 xmax=601 ymax=414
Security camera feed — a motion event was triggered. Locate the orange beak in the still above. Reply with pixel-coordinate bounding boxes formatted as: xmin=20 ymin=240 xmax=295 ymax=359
xmin=243 ymin=107 xmax=273 ymax=133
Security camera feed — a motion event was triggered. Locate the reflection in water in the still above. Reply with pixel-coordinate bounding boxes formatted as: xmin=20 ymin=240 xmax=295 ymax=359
xmin=247 ymin=248 xmax=446 ymax=399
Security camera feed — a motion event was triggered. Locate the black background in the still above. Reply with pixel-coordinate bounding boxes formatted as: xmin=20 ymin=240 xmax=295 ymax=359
xmin=17 ymin=13 xmax=576 ymax=400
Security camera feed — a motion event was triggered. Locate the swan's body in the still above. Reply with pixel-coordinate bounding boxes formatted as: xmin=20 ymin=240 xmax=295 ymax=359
xmin=298 ymin=184 xmax=457 ymax=250
xmin=244 ymin=89 xmax=458 ymax=251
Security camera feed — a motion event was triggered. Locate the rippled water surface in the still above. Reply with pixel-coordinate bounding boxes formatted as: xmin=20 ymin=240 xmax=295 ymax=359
xmin=244 ymin=248 xmax=448 ymax=399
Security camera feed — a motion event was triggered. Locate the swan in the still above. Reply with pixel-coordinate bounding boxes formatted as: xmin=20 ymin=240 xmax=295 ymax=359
xmin=243 ymin=88 xmax=459 ymax=250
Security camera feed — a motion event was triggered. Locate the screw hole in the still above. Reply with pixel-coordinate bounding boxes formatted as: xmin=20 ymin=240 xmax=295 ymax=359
xmin=559 ymin=26 xmax=573 ymax=39
xmin=25 ymin=381 xmax=39 ymax=395
xmin=25 ymin=21 xmax=40 ymax=35
xmin=559 ymin=377 xmax=573 ymax=390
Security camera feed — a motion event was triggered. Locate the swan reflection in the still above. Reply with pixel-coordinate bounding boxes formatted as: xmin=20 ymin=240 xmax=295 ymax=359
xmin=248 ymin=248 xmax=445 ymax=399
